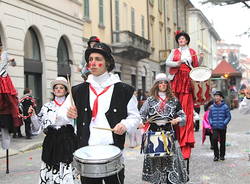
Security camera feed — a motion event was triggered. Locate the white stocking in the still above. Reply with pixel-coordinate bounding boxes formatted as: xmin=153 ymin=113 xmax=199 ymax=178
xmin=1 ymin=128 xmax=11 ymax=149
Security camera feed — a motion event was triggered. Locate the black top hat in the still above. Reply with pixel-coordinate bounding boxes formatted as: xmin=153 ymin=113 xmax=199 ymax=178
xmin=85 ymin=42 xmax=115 ymax=72
xmin=175 ymin=31 xmax=190 ymax=45
xmin=214 ymin=91 xmax=224 ymax=98
xmin=87 ymin=36 xmax=100 ymax=47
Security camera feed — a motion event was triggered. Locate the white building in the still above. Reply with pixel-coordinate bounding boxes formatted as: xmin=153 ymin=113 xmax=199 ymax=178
xmin=0 ymin=0 xmax=84 ymax=108
xmin=188 ymin=8 xmax=221 ymax=69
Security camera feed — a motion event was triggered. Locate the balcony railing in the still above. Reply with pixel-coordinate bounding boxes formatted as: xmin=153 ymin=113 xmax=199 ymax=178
xmin=112 ymin=31 xmax=151 ymax=61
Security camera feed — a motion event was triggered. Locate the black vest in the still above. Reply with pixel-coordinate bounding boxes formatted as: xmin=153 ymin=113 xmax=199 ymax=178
xmin=72 ymin=82 xmax=134 ymax=150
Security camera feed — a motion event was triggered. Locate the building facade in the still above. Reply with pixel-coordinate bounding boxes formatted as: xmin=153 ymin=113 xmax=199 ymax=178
xmin=82 ymin=0 xmax=193 ymax=92
xmin=0 ymin=0 xmax=84 ymax=108
xmin=188 ymin=8 xmax=221 ymax=69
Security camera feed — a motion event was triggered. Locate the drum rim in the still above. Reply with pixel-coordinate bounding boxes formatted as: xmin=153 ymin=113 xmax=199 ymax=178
xmin=79 ymin=165 xmax=124 ymax=178
xmin=190 ymin=66 xmax=212 ymax=81
xmin=73 ymin=145 xmax=122 ymax=164
xmin=74 ymin=151 xmax=122 ymax=164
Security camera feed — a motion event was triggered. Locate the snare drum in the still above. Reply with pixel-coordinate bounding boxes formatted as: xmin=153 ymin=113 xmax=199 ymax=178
xmin=190 ymin=67 xmax=212 ymax=105
xmin=73 ymin=145 xmax=123 ymax=178
xmin=189 ymin=66 xmax=211 ymax=82
xmin=141 ymin=130 xmax=174 ymax=157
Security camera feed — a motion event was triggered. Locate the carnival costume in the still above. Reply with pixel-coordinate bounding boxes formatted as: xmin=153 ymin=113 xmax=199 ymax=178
xmin=58 ymin=42 xmax=141 ymax=184
xmin=30 ymin=77 xmax=79 ymax=184
xmin=165 ymin=32 xmax=199 ymax=160
xmin=0 ymin=50 xmax=20 ymax=150
xmin=140 ymin=77 xmax=188 ymax=183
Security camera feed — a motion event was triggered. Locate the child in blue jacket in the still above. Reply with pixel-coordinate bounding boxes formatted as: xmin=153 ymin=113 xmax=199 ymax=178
xmin=209 ymin=91 xmax=231 ymax=161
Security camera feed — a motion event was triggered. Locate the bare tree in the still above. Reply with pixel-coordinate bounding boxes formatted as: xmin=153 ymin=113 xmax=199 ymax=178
xmin=201 ymin=0 xmax=250 ymax=36
xmin=201 ymin=0 xmax=250 ymax=8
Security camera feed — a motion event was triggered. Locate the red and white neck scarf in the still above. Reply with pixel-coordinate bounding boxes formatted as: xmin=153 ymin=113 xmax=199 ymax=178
xmin=89 ymin=84 xmax=111 ymax=120
xmin=158 ymin=95 xmax=168 ymax=111
xmin=54 ymin=96 xmax=66 ymax=106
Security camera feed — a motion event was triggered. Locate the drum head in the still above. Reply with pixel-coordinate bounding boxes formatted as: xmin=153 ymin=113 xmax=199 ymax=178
xmin=190 ymin=67 xmax=212 ymax=82
xmin=74 ymin=145 xmax=121 ymax=163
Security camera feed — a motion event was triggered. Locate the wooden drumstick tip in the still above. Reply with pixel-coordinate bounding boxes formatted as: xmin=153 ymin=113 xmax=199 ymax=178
xmin=93 ymin=127 xmax=114 ymax=132
xmin=66 ymin=74 xmax=75 ymax=106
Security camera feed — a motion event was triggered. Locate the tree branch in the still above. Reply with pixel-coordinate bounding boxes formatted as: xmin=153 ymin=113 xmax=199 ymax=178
xmin=201 ymin=0 xmax=250 ymax=8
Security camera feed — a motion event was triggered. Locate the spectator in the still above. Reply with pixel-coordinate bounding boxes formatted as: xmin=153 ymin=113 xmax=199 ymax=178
xmin=19 ymin=88 xmax=35 ymax=139
xmin=202 ymin=101 xmax=214 ymax=150
xmin=239 ymin=86 xmax=250 ymax=114
xmin=209 ymin=91 xmax=231 ymax=161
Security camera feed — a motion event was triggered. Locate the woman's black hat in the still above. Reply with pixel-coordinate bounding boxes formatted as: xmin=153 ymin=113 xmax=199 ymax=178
xmin=87 ymin=36 xmax=100 ymax=47
xmin=85 ymin=42 xmax=115 ymax=72
xmin=175 ymin=31 xmax=190 ymax=45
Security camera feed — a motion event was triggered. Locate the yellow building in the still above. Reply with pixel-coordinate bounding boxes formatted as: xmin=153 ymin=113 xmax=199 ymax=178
xmin=82 ymin=0 xmax=196 ymax=91
xmin=83 ymin=0 xmax=157 ymax=91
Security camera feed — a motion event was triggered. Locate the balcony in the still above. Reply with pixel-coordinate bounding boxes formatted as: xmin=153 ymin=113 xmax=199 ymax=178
xmin=112 ymin=31 xmax=151 ymax=61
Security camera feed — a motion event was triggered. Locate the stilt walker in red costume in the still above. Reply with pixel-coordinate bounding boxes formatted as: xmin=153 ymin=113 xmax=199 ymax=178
xmin=165 ymin=31 xmax=201 ymax=174
xmin=0 ymin=42 xmax=20 ymax=173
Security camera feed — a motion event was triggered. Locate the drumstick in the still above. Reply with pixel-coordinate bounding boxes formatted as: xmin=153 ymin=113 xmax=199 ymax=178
xmin=93 ymin=127 xmax=114 ymax=132
xmin=67 ymin=74 xmax=75 ymax=106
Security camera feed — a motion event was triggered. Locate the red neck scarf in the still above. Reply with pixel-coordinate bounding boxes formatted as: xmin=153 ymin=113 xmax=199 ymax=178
xmin=89 ymin=84 xmax=111 ymax=120
xmin=54 ymin=99 xmax=65 ymax=106
xmin=158 ymin=96 xmax=168 ymax=111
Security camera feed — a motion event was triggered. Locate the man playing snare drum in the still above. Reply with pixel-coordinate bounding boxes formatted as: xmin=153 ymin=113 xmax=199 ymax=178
xmin=61 ymin=42 xmax=141 ymax=184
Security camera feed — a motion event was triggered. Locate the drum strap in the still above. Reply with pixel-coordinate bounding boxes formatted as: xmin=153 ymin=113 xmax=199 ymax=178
xmin=89 ymin=84 xmax=111 ymax=120
xmin=161 ymin=131 xmax=170 ymax=154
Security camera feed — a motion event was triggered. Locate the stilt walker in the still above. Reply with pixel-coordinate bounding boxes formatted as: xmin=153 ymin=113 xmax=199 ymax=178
xmin=0 ymin=42 xmax=20 ymax=174
xmin=165 ymin=31 xmax=202 ymax=174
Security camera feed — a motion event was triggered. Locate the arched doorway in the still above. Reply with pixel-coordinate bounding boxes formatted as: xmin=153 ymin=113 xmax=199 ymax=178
xmin=24 ymin=27 xmax=42 ymax=110
xmin=57 ymin=37 xmax=71 ymax=78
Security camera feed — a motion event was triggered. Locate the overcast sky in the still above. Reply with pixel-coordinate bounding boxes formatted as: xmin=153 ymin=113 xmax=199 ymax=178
xmin=190 ymin=0 xmax=250 ymax=57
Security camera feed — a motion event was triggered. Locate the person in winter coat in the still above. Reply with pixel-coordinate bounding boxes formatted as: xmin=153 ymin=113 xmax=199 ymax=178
xmin=202 ymin=101 xmax=214 ymax=149
xmin=209 ymin=91 xmax=231 ymax=161
xmin=239 ymin=86 xmax=250 ymax=114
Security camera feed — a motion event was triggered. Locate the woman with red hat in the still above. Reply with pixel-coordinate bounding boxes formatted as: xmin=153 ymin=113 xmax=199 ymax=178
xmin=165 ymin=31 xmax=200 ymax=173
xmin=79 ymin=36 xmax=101 ymax=80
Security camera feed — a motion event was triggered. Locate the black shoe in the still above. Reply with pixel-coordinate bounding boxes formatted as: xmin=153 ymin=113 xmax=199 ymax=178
xmin=26 ymin=136 xmax=32 ymax=139
xmin=210 ymin=146 xmax=214 ymax=150
xmin=220 ymin=156 xmax=225 ymax=161
xmin=18 ymin=134 xmax=23 ymax=138
xmin=213 ymin=157 xmax=219 ymax=161
xmin=13 ymin=134 xmax=17 ymax=138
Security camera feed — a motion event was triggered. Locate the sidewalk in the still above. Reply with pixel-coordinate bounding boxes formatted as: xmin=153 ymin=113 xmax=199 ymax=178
xmin=0 ymin=133 xmax=44 ymax=159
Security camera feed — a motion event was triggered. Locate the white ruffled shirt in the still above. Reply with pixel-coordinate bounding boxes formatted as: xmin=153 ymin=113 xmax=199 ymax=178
xmin=165 ymin=46 xmax=192 ymax=80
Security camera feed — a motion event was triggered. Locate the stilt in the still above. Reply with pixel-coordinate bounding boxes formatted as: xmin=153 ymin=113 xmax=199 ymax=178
xmin=186 ymin=158 xmax=189 ymax=175
xmin=6 ymin=149 xmax=9 ymax=174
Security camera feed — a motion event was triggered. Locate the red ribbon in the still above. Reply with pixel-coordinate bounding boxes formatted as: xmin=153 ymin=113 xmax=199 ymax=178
xmin=158 ymin=96 xmax=168 ymax=111
xmin=89 ymin=84 xmax=111 ymax=120
xmin=54 ymin=99 xmax=64 ymax=106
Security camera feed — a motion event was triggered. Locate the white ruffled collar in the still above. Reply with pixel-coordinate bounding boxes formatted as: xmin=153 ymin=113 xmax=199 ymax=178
xmin=87 ymin=72 xmax=121 ymax=88
xmin=54 ymin=96 xmax=66 ymax=104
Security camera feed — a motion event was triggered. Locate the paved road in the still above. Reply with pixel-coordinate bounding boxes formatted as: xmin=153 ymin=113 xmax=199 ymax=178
xmin=1 ymin=109 xmax=250 ymax=184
